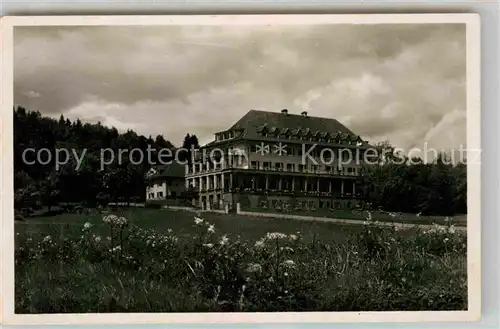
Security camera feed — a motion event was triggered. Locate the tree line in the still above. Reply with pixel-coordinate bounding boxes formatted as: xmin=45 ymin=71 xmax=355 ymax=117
xmin=361 ymin=142 xmax=467 ymax=216
xmin=13 ymin=107 xmax=466 ymax=217
xmin=14 ymin=106 xmax=199 ymax=213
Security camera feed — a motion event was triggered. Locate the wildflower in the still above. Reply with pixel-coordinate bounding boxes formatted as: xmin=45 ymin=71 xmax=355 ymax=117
xmin=83 ymin=222 xmax=92 ymax=230
xmin=281 ymin=259 xmax=295 ymax=268
xmin=448 ymin=225 xmax=456 ymax=234
xmin=103 ymin=214 xmax=118 ymax=224
xmin=288 ymin=234 xmax=298 ymax=241
xmin=219 ymin=235 xmax=229 ymax=246
xmin=103 ymin=214 xmax=128 ymax=226
xmin=194 ymin=216 xmax=204 ymax=225
xmin=265 ymin=232 xmax=288 ymax=240
xmin=117 ymin=216 xmax=128 ymax=226
xmin=203 ymin=243 xmax=214 ymax=248
xmin=245 ymin=263 xmax=262 ymax=273
xmin=207 ymin=224 xmax=215 ymax=234
xmin=94 ymin=236 xmax=102 ymax=243
xmin=43 ymin=235 xmax=51 ymax=243
xmin=444 ymin=238 xmax=449 ymax=243
xmin=167 ymin=229 xmax=173 ymax=233
xmin=254 ymin=239 xmax=265 ymax=248
xmin=284 ymin=272 xmax=289 ymax=277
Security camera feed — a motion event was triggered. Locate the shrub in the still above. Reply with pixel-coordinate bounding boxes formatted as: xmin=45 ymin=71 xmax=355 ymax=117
xmin=15 ymin=213 xmax=467 ymax=313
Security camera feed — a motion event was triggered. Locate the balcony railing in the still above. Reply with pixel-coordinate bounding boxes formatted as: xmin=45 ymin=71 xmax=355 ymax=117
xmin=186 ymin=164 xmax=363 ymax=177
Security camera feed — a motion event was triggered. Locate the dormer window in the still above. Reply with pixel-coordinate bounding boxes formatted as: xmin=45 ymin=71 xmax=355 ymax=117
xmin=257 ymin=124 xmax=269 ymax=137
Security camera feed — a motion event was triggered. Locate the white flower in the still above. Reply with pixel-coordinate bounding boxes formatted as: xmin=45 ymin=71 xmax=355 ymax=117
xmin=83 ymin=222 xmax=92 ymax=230
xmin=203 ymin=243 xmax=214 ymax=248
xmin=94 ymin=236 xmax=102 ymax=243
xmin=207 ymin=224 xmax=215 ymax=233
xmin=103 ymin=214 xmax=128 ymax=226
xmin=103 ymin=214 xmax=118 ymax=224
xmin=281 ymin=260 xmax=295 ymax=268
xmin=219 ymin=235 xmax=229 ymax=246
xmin=194 ymin=216 xmax=204 ymax=225
xmin=245 ymin=263 xmax=262 ymax=273
xmin=117 ymin=216 xmax=128 ymax=226
xmin=43 ymin=235 xmax=52 ymax=243
xmin=254 ymin=239 xmax=265 ymax=248
xmin=288 ymin=234 xmax=298 ymax=241
xmin=265 ymin=232 xmax=288 ymax=240
xmin=444 ymin=238 xmax=449 ymax=243
xmin=167 ymin=229 xmax=173 ymax=233
xmin=284 ymin=272 xmax=289 ymax=277
xmin=448 ymin=225 xmax=456 ymax=234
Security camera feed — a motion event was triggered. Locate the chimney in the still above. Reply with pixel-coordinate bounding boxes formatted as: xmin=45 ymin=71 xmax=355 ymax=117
xmin=281 ymin=109 xmax=288 ymax=115
xmin=301 ymin=111 xmax=308 ymax=117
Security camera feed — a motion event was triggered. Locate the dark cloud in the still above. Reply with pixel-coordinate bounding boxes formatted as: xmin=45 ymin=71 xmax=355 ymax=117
xmin=14 ymin=23 xmax=466 ymax=150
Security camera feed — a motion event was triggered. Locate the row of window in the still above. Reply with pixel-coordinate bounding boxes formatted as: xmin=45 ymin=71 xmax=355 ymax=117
xmin=147 ymin=191 xmax=178 ymax=199
xmin=249 ymin=144 xmax=363 ymax=157
xmin=249 ymin=161 xmax=358 ymax=174
xmin=215 ymin=131 xmax=237 ymax=142
xmin=148 ymin=192 xmax=163 ymax=199
xmin=258 ymin=133 xmax=364 ymax=146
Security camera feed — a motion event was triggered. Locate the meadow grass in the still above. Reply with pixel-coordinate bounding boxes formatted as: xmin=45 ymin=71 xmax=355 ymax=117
xmin=15 ymin=209 xmax=467 ymax=313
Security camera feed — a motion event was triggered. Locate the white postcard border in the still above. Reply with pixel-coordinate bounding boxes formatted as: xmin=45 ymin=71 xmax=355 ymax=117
xmin=0 ymin=13 xmax=481 ymax=325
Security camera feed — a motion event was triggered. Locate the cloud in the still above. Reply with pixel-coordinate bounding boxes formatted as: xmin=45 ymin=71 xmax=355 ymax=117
xmin=14 ymin=23 xmax=466 ymax=151
xmin=23 ymin=90 xmax=41 ymax=99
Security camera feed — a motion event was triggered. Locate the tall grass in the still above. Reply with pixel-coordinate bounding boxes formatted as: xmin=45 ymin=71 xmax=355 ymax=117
xmin=15 ymin=214 xmax=467 ymax=313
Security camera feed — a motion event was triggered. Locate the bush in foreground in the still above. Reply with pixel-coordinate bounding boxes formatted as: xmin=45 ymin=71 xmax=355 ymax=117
xmin=15 ymin=213 xmax=467 ymax=313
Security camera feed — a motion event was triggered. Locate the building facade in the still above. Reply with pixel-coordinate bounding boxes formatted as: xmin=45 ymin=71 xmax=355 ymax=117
xmin=185 ymin=109 xmax=370 ymax=211
xmin=146 ymin=163 xmax=186 ymax=202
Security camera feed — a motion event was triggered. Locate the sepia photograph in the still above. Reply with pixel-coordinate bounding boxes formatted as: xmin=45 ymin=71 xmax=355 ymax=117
xmin=1 ymin=14 xmax=480 ymax=324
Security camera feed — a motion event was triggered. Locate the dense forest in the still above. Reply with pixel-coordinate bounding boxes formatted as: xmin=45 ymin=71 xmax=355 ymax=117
xmin=14 ymin=106 xmax=199 ymax=213
xmin=361 ymin=144 xmax=467 ymax=216
xmin=13 ymin=107 xmax=466 ymax=217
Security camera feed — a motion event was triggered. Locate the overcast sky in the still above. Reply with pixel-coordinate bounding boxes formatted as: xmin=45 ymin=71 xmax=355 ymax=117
xmin=14 ymin=23 xmax=466 ymax=153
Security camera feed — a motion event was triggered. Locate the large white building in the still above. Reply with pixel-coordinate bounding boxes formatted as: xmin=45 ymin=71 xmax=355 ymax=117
xmin=185 ymin=109 xmax=370 ymax=211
